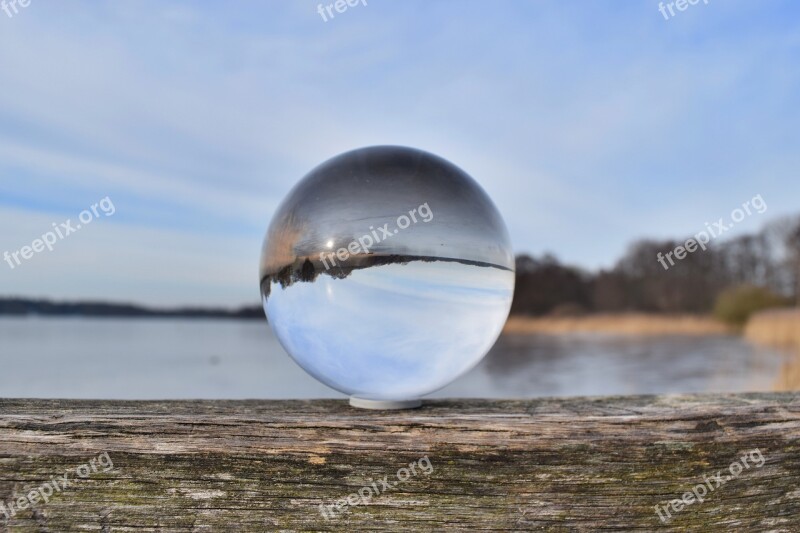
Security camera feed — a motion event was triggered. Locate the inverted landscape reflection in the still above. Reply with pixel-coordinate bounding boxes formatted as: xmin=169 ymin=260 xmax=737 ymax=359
xmin=266 ymin=261 xmax=514 ymax=399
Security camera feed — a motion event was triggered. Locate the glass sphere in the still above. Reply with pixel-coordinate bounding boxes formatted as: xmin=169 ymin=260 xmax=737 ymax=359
xmin=260 ymin=146 xmax=514 ymax=402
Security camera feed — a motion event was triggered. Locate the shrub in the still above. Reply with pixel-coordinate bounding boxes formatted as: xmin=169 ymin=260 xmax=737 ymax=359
xmin=713 ymin=285 xmax=790 ymax=327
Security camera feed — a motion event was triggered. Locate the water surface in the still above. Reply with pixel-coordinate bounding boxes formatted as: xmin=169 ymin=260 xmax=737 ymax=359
xmin=0 ymin=317 xmax=790 ymax=398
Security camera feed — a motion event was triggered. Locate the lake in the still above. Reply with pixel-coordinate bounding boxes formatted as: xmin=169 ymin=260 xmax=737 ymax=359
xmin=0 ymin=317 xmax=791 ymax=399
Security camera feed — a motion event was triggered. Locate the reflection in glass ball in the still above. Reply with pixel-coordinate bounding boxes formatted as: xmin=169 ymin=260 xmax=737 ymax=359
xmin=259 ymin=146 xmax=515 ymax=404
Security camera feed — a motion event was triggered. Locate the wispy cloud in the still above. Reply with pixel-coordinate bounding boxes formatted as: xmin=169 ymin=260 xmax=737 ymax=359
xmin=1 ymin=0 xmax=798 ymax=305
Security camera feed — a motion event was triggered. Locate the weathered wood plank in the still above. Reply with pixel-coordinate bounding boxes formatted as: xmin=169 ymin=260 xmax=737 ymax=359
xmin=0 ymin=394 xmax=798 ymax=532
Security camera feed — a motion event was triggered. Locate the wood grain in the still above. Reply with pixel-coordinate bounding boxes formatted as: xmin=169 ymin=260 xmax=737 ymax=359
xmin=0 ymin=394 xmax=798 ymax=532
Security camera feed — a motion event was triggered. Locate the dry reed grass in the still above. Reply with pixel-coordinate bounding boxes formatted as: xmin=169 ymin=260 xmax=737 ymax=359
xmin=744 ymin=309 xmax=800 ymax=350
xmin=743 ymin=309 xmax=800 ymax=391
xmin=503 ymin=313 xmax=733 ymax=336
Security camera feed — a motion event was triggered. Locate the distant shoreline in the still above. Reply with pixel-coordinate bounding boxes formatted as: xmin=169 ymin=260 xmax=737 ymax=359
xmin=4 ymin=299 xmax=795 ymax=343
xmin=0 ymin=298 xmax=264 ymax=320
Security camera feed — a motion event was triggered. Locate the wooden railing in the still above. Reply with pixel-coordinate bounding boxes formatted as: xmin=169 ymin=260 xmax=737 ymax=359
xmin=0 ymin=394 xmax=798 ymax=531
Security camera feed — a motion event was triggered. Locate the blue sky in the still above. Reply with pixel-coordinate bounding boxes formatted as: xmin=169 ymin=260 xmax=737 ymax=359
xmin=0 ymin=0 xmax=799 ymax=307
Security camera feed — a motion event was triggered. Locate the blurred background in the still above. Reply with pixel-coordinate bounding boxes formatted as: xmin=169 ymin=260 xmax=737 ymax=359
xmin=1 ymin=1 xmax=799 ymax=399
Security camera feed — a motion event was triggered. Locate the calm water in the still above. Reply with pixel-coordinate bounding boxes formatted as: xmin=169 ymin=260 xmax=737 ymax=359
xmin=0 ymin=317 xmax=791 ymax=399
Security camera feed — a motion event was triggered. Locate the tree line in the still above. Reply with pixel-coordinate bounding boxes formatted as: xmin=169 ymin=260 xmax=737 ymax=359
xmin=511 ymin=214 xmax=800 ymax=316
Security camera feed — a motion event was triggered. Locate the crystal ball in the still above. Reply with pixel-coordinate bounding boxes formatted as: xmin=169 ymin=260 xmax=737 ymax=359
xmin=260 ymin=146 xmax=515 ymax=402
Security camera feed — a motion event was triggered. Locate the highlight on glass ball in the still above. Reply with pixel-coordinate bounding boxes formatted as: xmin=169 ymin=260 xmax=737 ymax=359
xmin=259 ymin=146 xmax=515 ymax=409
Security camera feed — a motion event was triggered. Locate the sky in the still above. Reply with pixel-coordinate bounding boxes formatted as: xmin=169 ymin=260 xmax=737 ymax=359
xmin=0 ymin=0 xmax=799 ymax=307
